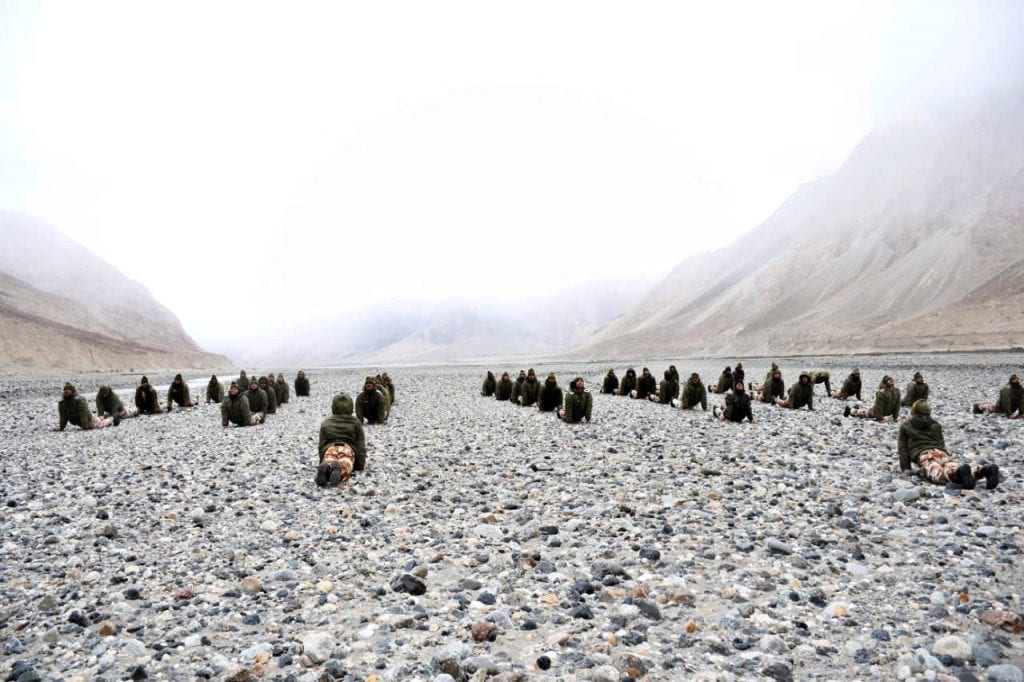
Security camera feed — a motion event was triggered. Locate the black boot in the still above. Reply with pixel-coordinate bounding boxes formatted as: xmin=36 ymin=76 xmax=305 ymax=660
xmin=843 ymin=405 xmax=852 ymax=418
xmin=972 ymin=403 xmax=983 ymax=415
xmin=979 ymin=463 xmax=1000 ymax=490
xmin=957 ymin=463 xmax=976 ymax=490
xmin=315 ymin=463 xmax=330 ymax=487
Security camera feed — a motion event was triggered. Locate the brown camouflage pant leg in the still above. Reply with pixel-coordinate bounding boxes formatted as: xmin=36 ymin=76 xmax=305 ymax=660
xmin=917 ymin=449 xmax=983 ymax=484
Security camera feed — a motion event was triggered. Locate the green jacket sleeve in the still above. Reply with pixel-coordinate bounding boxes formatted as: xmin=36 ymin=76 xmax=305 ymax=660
xmin=355 ymin=422 xmax=366 ymax=461
xmin=58 ymin=402 xmax=68 ymax=431
xmin=898 ymin=423 xmax=910 ymax=470
xmin=355 ymin=395 xmax=364 ymax=422
xmin=221 ymin=401 xmax=230 ymax=427
xmin=585 ymin=392 xmax=593 ymax=421
xmin=77 ymin=399 xmax=93 ymax=429
xmin=317 ymin=424 xmax=328 ymax=460
xmin=239 ymin=395 xmax=252 ymax=425
xmin=700 ymin=385 xmax=707 ymax=411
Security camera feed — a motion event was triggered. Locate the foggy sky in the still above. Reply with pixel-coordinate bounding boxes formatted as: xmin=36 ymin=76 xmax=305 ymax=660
xmin=1 ymin=1 xmax=1022 ymax=355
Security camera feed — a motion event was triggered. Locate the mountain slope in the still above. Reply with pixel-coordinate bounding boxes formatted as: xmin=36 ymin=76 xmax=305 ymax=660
xmin=571 ymin=93 xmax=1024 ymax=359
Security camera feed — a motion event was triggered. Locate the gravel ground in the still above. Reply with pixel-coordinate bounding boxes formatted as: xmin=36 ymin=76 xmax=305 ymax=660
xmin=1 ymin=354 xmax=1022 ymax=682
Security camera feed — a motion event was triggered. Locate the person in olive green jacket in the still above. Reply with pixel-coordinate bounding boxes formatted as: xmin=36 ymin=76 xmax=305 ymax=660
xmin=316 ymin=392 xmax=367 ymax=486
xmin=258 ymin=376 xmax=277 ymax=415
xmin=617 ymin=368 xmax=637 ymax=396
xmin=357 ymin=376 xmax=387 ymax=424
xmin=481 ymin=371 xmax=497 ymax=397
xmin=601 ymin=370 xmax=619 ymax=395
xmin=634 ymin=367 xmax=657 ymax=400
xmin=650 ymin=370 xmax=679 ymax=404
xmin=519 ymin=369 xmax=540 ymax=407
xmin=755 ymin=369 xmax=785 ymax=404
xmin=973 ymin=374 xmax=1023 ymax=417
xmin=495 ymin=372 xmax=513 ymax=401
xmin=899 ymin=400 xmax=999 ymax=489
xmin=167 ymin=373 xmax=197 ymax=409
xmin=511 ymin=370 xmax=526 ymax=403
xmin=845 ymin=375 xmax=899 ymax=421
xmin=809 ymin=370 xmax=831 ymax=396
xmin=776 ymin=372 xmax=814 ymax=410
xmin=275 ymin=373 xmax=290 ymax=405
xmin=902 ymin=372 xmax=929 ymax=407
xmin=135 ymin=376 xmax=164 ymax=415
xmin=55 ymin=383 xmax=112 ymax=431
xmin=96 ymin=385 xmax=137 ymax=425
xmin=206 ymin=375 xmax=224 ymax=403
xmin=245 ymin=378 xmax=269 ymax=421
xmin=673 ymin=372 xmax=708 ymax=410
xmin=382 ymin=373 xmax=396 ymax=405
xmin=222 ymin=381 xmax=261 ymax=427
xmin=750 ymin=362 xmax=780 ymax=393
xmin=237 ymin=371 xmax=249 ymax=393
xmin=832 ymin=369 xmax=862 ymax=400
xmin=538 ymin=373 xmax=563 ymax=412
xmin=558 ymin=377 xmax=592 ymax=423
xmin=294 ymin=370 xmax=311 ymax=397
xmin=711 ymin=366 xmax=733 ymax=394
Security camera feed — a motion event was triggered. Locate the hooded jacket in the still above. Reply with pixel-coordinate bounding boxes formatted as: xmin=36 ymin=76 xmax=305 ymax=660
xmin=838 ymin=371 xmax=861 ymax=400
xmin=382 ymin=374 xmax=396 ymax=405
xmin=357 ymin=382 xmax=386 ymax=423
xmin=318 ymin=393 xmax=367 ymax=469
xmin=538 ymin=374 xmax=563 ymax=412
xmin=902 ymin=377 xmax=929 ymax=407
xmin=635 ymin=370 xmax=657 ymax=400
xmin=520 ymin=372 xmax=540 ymax=407
xmin=869 ymin=376 xmax=900 ymax=420
xmin=715 ymin=368 xmax=734 ymax=394
xmin=724 ymin=387 xmax=753 ymax=422
xmin=246 ymin=384 xmax=269 ymax=415
xmin=680 ymin=376 xmax=707 ymax=410
xmin=563 ymin=387 xmax=592 ymax=423
xmin=206 ymin=376 xmax=224 ymax=403
xmin=58 ymin=383 xmax=94 ymax=430
xmin=168 ymin=374 xmax=192 ymax=407
xmin=95 ymin=385 xmax=124 ymax=418
xmin=785 ymin=374 xmax=814 ymax=410
xmin=997 ymin=378 xmax=1023 ymax=416
xmin=275 ymin=376 xmax=290 ymax=404
xmin=658 ymin=372 xmax=679 ymax=404
xmin=481 ymin=372 xmax=497 ymax=397
xmin=135 ymin=379 xmax=161 ymax=414
xmin=601 ymin=371 xmax=619 ymax=395
xmin=258 ymin=377 xmax=277 ymax=414
xmin=495 ymin=375 xmax=513 ymax=401
xmin=759 ymin=373 xmax=785 ymax=404
xmin=897 ymin=413 xmax=946 ymax=471
xmin=222 ymin=388 xmax=253 ymax=427
xmin=511 ymin=373 xmax=526 ymax=402
xmin=294 ymin=372 xmax=310 ymax=397
xmin=618 ymin=369 xmax=637 ymax=396
xmin=732 ymin=363 xmax=745 ymax=385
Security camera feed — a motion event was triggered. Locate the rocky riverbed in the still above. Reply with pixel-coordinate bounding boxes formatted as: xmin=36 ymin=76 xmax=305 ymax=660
xmin=1 ymin=354 xmax=1022 ymax=682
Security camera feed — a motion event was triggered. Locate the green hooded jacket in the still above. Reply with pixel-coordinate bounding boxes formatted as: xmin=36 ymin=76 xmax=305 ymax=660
xmin=869 ymin=376 xmax=900 ymax=420
xmin=759 ymin=374 xmax=785 ymax=404
xmin=481 ymin=372 xmax=496 ymax=396
xmin=680 ymin=377 xmax=707 ymax=410
xmin=206 ymin=377 xmax=224 ymax=403
xmin=135 ymin=380 xmax=161 ymax=414
xmin=563 ymin=389 xmax=592 ymax=423
xmin=294 ymin=372 xmax=310 ymax=397
xmin=997 ymin=380 xmax=1023 ymax=415
xmin=168 ymin=374 xmax=192 ymax=407
xmin=657 ymin=377 xmax=679 ymax=404
xmin=785 ymin=374 xmax=814 ymax=410
xmin=838 ymin=372 xmax=861 ymax=400
xmin=495 ymin=376 xmax=513 ymax=401
xmin=715 ymin=369 xmax=733 ymax=394
xmin=601 ymin=371 xmax=619 ymax=395
xmin=318 ymin=393 xmax=367 ymax=470
xmin=902 ymin=380 xmax=929 ymax=407
xmin=222 ymin=390 xmax=253 ymax=427
xmin=95 ymin=385 xmax=124 ymax=418
xmin=520 ymin=374 xmax=540 ymax=407
xmin=897 ymin=413 xmax=946 ymax=471
xmin=618 ymin=369 xmax=637 ymax=396
xmin=275 ymin=378 xmax=289 ymax=405
xmin=58 ymin=384 xmax=94 ymax=430
xmin=246 ymin=385 xmax=269 ymax=415
xmin=511 ymin=375 xmax=525 ymax=402
xmin=357 ymin=384 xmax=386 ymax=424
xmin=258 ymin=377 xmax=277 ymax=414
xmin=635 ymin=371 xmax=656 ymax=400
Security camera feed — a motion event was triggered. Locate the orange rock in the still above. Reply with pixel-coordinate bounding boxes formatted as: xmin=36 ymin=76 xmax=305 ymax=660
xmin=685 ymin=620 xmax=698 ymax=634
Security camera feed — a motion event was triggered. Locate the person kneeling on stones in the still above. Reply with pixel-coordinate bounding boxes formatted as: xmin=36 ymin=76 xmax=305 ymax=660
xmin=316 ymin=392 xmax=367 ymax=486
xmin=258 ymin=376 xmax=278 ymax=415
xmin=244 ymin=378 xmax=269 ymax=422
xmin=649 ymin=369 xmax=679 ymax=404
xmin=511 ymin=370 xmax=526 ymax=404
xmin=357 ymin=376 xmax=387 ymax=424
xmin=845 ymin=375 xmax=900 ymax=421
xmin=495 ymin=372 xmax=513 ymax=401
xmin=832 ymin=369 xmax=861 ymax=401
xmin=206 ymin=375 xmax=224 ymax=403
xmin=135 ymin=376 xmax=164 ymax=415
xmin=709 ymin=366 xmax=733 ymax=395
xmin=167 ymin=373 xmax=198 ymax=410
xmin=672 ymin=372 xmax=707 ymax=410
xmin=808 ymin=370 xmax=831 ymax=396
xmin=601 ymin=369 xmax=619 ymax=395
xmin=275 ymin=373 xmax=290 ymax=405
xmin=712 ymin=381 xmax=753 ymax=423
xmin=519 ymin=369 xmax=540 ymax=406
xmin=96 ymin=385 xmax=137 ymax=426
xmin=775 ymin=372 xmax=814 ymax=410
xmin=902 ymin=371 xmax=929 ymax=408
xmin=538 ymin=373 xmax=563 ymax=412
xmin=973 ymin=374 xmax=1022 ymax=418
xmin=294 ymin=370 xmax=310 ymax=397
xmin=633 ymin=367 xmax=657 ymax=400
xmin=754 ymin=369 xmax=785 ymax=404
xmin=617 ymin=368 xmax=637 ymax=396
xmin=222 ymin=381 xmax=262 ymax=428
xmin=557 ymin=377 xmax=592 ymax=423
xmin=481 ymin=371 xmax=497 ymax=397
xmin=899 ymin=400 xmax=999 ymax=489
xmin=54 ymin=383 xmax=113 ymax=431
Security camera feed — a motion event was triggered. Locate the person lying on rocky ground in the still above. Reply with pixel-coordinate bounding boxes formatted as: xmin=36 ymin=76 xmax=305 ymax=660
xmin=732 ymin=362 xmax=745 ymax=387
xmin=974 ymin=374 xmax=1023 ymax=417
xmin=672 ymin=372 xmax=707 ymax=410
xmin=258 ymin=376 xmax=277 ymax=415
xmin=601 ymin=369 xmax=619 ymax=395
xmin=206 ymin=375 xmax=224 ymax=403
xmin=538 ymin=373 xmax=563 ymax=412
xmin=245 ymin=378 xmax=269 ymax=421
xmin=775 ymin=372 xmax=814 ymax=410
xmin=649 ymin=369 xmax=679 ymax=404
xmin=808 ymin=370 xmax=831 ymax=396
xmin=382 ymin=372 xmax=396 ymax=404
xmin=375 ymin=376 xmax=392 ymax=417
xmin=634 ymin=367 xmax=657 ymax=400
xmin=481 ymin=371 xmax=497 ymax=397
xmin=167 ymin=373 xmax=198 ymax=410
xmin=845 ymin=375 xmax=900 ymax=421
xmin=495 ymin=372 xmax=513 ymax=401
xmin=275 ymin=373 xmax=289 ymax=405
xmin=900 ymin=400 xmax=999 ymax=489
xmin=357 ymin=376 xmax=388 ymax=424
xmin=617 ymin=368 xmax=637 ymax=396
xmin=222 ymin=381 xmax=261 ymax=428
xmin=832 ymin=369 xmax=862 ymax=400
xmin=135 ymin=376 xmax=164 ymax=415
xmin=709 ymin=366 xmax=733 ymax=394
xmin=750 ymin=362 xmax=780 ymax=394
xmin=294 ymin=370 xmax=310 ymax=397
xmin=558 ymin=377 xmax=592 ymax=423
xmin=316 ymin=392 xmax=367 ymax=486
xmin=511 ymin=370 xmax=526 ymax=404
xmin=902 ymin=371 xmax=929 ymax=407
xmin=754 ymin=369 xmax=785 ymax=404
xmin=55 ymin=383 xmax=113 ymax=431
xmin=519 ymin=369 xmax=540 ymax=407
xmin=96 ymin=385 xmax=137 ymax=425
xmin=712 ymin=380 xmax=753 ymax=423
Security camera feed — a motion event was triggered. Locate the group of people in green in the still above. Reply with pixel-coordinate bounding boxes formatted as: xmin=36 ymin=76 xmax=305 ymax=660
xmin=480 ymin=369 xmax=593 ymax=423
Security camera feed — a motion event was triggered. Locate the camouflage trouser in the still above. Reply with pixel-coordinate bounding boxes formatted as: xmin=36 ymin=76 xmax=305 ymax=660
xmin=323 ymin=443 xmax=355 ymax=480
xmin=118 ymin=406 xmax=139 ymax=419
xmin=917 ymin=449 xmax=982 ymax=485
xmin=89 ymin=416 xmax=113 ymax=429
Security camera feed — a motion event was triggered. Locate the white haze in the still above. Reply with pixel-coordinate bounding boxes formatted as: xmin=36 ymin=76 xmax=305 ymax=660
xmin=0 ymin=1 xmax=1022 ymax=360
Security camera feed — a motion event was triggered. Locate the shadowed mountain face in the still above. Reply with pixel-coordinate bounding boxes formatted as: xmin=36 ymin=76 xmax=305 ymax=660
xmin=0 ymin=212 xmax=231 ymax=372
xmin=571 ymin=92 xmax=1024 ymax=360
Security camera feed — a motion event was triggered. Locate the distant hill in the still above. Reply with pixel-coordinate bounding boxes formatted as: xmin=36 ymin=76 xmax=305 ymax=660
xmin=0 ymin=212 xmax=231 ymax=372
xmin=570 ymin=91 xmax=1024 ymax=360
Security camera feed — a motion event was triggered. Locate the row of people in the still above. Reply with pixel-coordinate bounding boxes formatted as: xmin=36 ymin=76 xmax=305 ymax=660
xmin=480 ymin=370 xmax=592 ymax=422
xmin=58 ymin=374 xmax=220 ymax=430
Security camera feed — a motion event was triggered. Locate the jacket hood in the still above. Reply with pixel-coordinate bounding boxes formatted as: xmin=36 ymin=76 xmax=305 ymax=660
xmin=332 ymin=393 xmax=354 ymax=415
xmin=799 ymin=372 xmax=810 ymax=381
xmin=209 ymin=375 xmax=219 ymax=382
xmin=258 ymin=377 xmax=269 ymax=388
xmin=98 ymin=385 xmax=112 ymax=397
xmin=879 ymin=375 xmax=893 ymax=388
xmin=911 ymin=399 xmax=931 ymax=415
xmin=63 ymin=382 xmax=76 ymax=396
xmin=140 ymin=376 xmax=150 ymax=385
